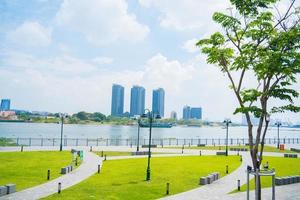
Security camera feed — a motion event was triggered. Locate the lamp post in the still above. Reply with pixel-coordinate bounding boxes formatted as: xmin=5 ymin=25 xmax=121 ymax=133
xmin=275 ymin=122 xmax=282 ymax=149
xmin=223 ymin=119 xmax=231 ymax=156
xmin=137 ymin=118 xmax=141 ymax=152
xmin=141 ymin=109 xmax=160 ymax=181
xmin=59 ymin=113 xmax=67 ymax=152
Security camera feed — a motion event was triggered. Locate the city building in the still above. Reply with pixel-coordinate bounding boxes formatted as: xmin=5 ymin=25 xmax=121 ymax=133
xmin=183 ymin=105 xmax=202 ymax=120
xmin=170 ymin=111 xmax=177 ymax=120
xmin=152 ymin=88 xmax=165 ymax=117
xmin=190 ymin=107 xmax=202 ymax=119
xmin=183 ymin=106 xmax=191 ymax=120
xmin=111 ymin=84 xmax=124 ymax=117
xmin=0 ymin=99 xmax=11 ymax=111
xmin=130 ymin=85 xmax=145 ymax=116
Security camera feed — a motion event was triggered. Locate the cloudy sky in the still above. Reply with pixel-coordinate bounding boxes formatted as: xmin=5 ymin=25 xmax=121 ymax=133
xmin=0 ymin=0 xmax=299 ymax=123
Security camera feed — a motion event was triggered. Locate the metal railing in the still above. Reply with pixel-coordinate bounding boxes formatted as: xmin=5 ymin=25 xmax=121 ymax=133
xmin=2 ymin=137 xmax=300 ymax=147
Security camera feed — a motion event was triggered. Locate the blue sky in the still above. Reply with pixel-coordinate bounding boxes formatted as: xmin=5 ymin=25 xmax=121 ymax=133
xmin=0 ymin=0 xmax=299 ymax=123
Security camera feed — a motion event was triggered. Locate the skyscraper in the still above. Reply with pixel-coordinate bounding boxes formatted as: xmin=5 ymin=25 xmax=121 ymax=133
xmin=190 ymin=107 xmax=202 ymax=119
xmin=0 ymin=99 xmax=11 ymax=111
xmin=170 ymin=111 xmax=177 ymax=120
xmin=130 ymin=86 xmax=145 ymax=116
xmin=152 ymin=88 xmax=165 ymax=117
xmin=183 ymin=106 xmax=191 ymax=120
xmin=111 ymin=84 xmax=124 ymax=117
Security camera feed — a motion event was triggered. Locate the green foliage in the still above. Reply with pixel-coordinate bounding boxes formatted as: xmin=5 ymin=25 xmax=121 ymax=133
xmin=197 ymin=0 xmax=300 ymax=118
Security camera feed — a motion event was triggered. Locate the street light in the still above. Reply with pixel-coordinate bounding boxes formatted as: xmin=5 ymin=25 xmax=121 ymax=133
xmin=141 ymin=109 xmax=161 ymax=181
xmin=137 ymin=117 xmax=141 ymax=152
xmin=59 ymin=113 xmax=67 ymax=152
xmin=275 ymin=121 xmax=282 ymax=149
xmin=223 ymin=119 xmax=231 ymax=156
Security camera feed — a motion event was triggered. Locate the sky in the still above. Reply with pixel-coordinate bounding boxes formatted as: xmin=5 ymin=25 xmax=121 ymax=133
xmin=0 ymin=0 xmax=299 ymax=123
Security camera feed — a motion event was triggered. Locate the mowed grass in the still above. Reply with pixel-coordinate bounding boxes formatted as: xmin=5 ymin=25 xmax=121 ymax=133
xmin=45 ymin=155 xmax=241 ymax=200
xmin=0 ymin=151 xmax=75 ymax=191
xmin=231 ymin=156 xmax=300 ymax=193
xmin=164 ymin=145 xmax=295 ymax=153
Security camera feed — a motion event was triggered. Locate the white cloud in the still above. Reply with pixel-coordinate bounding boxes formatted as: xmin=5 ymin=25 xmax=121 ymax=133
xmin=7 ymin=21 xmax=52 ymax=47
xmin=55 ymin=0 xmax=150 ymax=45
xmin=92 ymin=57 xmax=114 ymax=65
xmin=139 ymin=0 xmax=230 ymax=31
xmin=182 ymin=38 xmax=199 ymax=53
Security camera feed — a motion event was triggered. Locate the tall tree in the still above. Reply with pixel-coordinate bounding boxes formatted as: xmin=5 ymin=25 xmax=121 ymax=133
xmin=197 ymin=0 xmax=300 ymax=198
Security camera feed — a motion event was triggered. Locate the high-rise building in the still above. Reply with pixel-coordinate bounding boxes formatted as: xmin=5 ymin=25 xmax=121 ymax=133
xmin=170 ymin=111 xmax=177 ymax=120
xmin=190 ymin=107 xmax=202 ymax=119
xmin=111 ymin=84 xmax=124 ymax=116
xmin=152 ymin=88 xmax=165 ymax=117
xmin=130 ymin=86 xmax=145 ymax=116
xmin=0 ymin=99 xmax=11 ymax=111
xmin=183 ymin=106 xmax=191 ymax=120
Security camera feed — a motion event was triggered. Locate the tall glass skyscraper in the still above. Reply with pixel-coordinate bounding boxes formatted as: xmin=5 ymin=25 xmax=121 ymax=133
xmin=152 ymin=88 xmax=165 ymax=117
xmin=0 ymin=99 xmax=11 ymax=111
xmin=190 ymin=107 xmax=202 ymax=119
xmin=130 ymin=86 xmax=145 ymax=116
xmin=111 ymin=84 xmax=124 ymax=116
xmin=182 ymin=105 xmax=191 ymax=120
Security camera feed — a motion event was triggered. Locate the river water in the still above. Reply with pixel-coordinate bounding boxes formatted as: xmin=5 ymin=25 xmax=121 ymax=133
xmin=0 ymin=122 xmax=299 ymax=140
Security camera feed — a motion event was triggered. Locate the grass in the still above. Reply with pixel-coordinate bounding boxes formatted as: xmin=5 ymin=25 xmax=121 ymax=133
xmin=0 ymin=137 xmax=18 ymax=146
xmin=44 ymin=155 xmax=241 ymax=200
xmin=0 ymin=151 xmax=78 ymax=191
xmin=231 ymin=156 xmax=300 ymax=193
xmin=94 ymin=151 xmax=177 ymax=157
xmin=164 ymin=145 xmax=295 ymax=153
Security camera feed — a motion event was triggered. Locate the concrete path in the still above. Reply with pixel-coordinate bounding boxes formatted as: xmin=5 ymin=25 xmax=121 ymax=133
xmin=0 ymin=149 xmax=102 ymax=200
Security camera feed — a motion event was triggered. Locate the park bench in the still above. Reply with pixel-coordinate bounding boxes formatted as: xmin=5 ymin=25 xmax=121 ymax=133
xmin=197 ymin=144 xmax=206 ymax=147
xmin=290 ymin=148 xmax=300 ymax=153
xmin=216 ymin=151 xmax=226 ymax=155
xmin=131 ymin=151 xmax=149 ymax=156
xmin=0 ymin=184 xmax=16 ymax=197
xmin=229 ymin=147 xmax=248 ymax=151
xmin=199 ymin=172 xmax=220 ymax=185
xmin=283 ymin=154 xmax=298 ymax=158
xmin=275 ymin=175 xmax=300 ymax=185
xmin=61 ymin=165 xmax=73 ymax=174
xmin=141 ymin=144 xmax=157 ymax=148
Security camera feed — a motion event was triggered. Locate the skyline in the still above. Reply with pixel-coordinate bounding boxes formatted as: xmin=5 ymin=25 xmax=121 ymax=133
xmin=0 ymin=0 xmax=300 ymax=122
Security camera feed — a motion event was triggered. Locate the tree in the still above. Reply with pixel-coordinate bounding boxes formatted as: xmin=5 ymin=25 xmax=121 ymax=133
xmin=197 ymin=0 xmax=300 ymax=198
xmin=75 ymin=111 xmax=89 ymax=121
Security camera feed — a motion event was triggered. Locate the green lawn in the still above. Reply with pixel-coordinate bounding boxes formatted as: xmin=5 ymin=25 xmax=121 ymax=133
xmin=164 ymin=145 xmax=295 ymax=153
xmin=45 ymin=155 xmax=241 ymax=200
xmin=231 ymin=156 xmax=300 ymax=193
xmin=0 ymin=151 xmax=77 ymax=191
xmin=94 ymin=151 xmax=177 ymax=157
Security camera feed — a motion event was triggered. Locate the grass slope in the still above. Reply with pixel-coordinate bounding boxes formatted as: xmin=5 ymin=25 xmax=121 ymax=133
xmin=0 ymin=151 xmax=75 ymax=191
xmin=45 ymin=155 xmax=240 ymax=200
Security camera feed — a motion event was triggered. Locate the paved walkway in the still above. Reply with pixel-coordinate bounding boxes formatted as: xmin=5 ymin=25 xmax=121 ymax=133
xmin=0 ymin=149 xmax=102 ymax=200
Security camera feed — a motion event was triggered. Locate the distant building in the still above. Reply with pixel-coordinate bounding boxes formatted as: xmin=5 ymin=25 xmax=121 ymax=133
xmin=111 ymin=84 xmax=124 ymax=116
xmin=190 ymin=107 xmax=202 ymax=119
xmin=183 ymin=105 xmax=202 ymax=120
xmin=183 ymin=106 xmax=191 ymax=120
xmin=152 ymin=88 xmax=165 ymax=117
xmin=170 ymin=111 xmax=177 ymax=120
xmin=0 ymin=111 xmax=17 ymax=120
xmin=0 ymin=99 xmax=11 ymax=111
xmin=130 ymin=86 xmax=145 ymax=116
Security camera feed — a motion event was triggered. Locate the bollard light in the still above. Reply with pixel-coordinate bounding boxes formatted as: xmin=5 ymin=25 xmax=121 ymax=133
xmin=226 ymin=165 xmax=229 ymax=174
xmin=75 ymin=157 xmax=78 ymax=166
xmin=166 ymin=183 xmax=170 ymax=195
xmin=104 ymin=154 xmax=107 ymax=161
xmin=98 ymin=164 xmax=101 ymax=174
xmin=200 ymin=150 xmax=201 ymax=156
xmin=240 ymin=155 xmax=243 ymax=162
xmin=21 ymin=145 xmax=24 ymax=152
xmin=238 ymin=179 xmax=240 ymax=191
xmin=101 ymin=151 xmax=104 ymax=157
xmin=47 ymin=169 xmax=50 ymax=180
xmin=58 ymin=182 xmax=62 ymax=194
